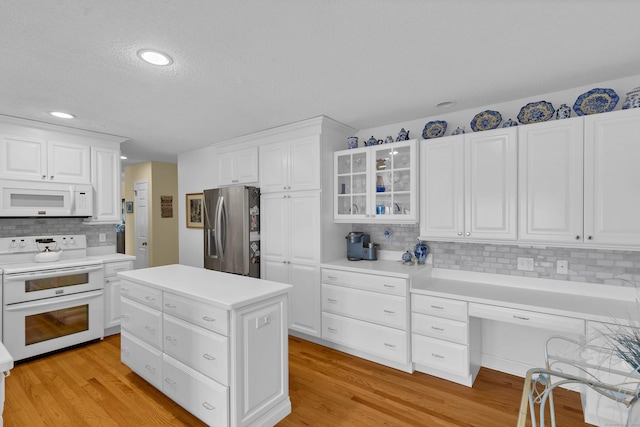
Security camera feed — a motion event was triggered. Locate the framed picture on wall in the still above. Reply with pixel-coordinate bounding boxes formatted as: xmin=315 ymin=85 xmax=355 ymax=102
xmin=186 ymin=193 xmax=204 ymax=228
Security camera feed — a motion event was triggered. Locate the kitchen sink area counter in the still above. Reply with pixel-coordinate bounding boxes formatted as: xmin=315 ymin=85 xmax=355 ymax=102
xmin=118 ymin=264 xmax=292 ymax=427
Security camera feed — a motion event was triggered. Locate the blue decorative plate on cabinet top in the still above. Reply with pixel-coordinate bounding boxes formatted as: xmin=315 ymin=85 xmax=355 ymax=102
xmin=422 ymin=120 xmax=447 ymax=139
xmin=573 ymin=88 xmax=619 ymax=116
xmin=470 ymin=110 xmax=502 ymax=132
xmin=517 ymin=101 xmax=555 ymax=124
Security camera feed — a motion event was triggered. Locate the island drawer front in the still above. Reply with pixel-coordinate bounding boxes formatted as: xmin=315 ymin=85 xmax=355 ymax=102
xmin=412 ymin=294 xmax=467 ymax=322
xmin=120 ymin=280 xmax=162 ymax=310
xmin=322 ymin=312 xmax=407 ymax=365
xmin=412 ymin=334 xmax=469 ymax=377
xmin=322 ymin=284 xmax=407 ymax=330
xmin=163 ymin=314 xmax=229 ymax=386
xmin=412 ymin=312 xmax=468 ymax=345
xmin=162 ymin=354 xmax=229 ymax=427
xmin=322 ymin=269 xmax=406 ymax=297
xmin=121 ymin=297 xmax=163 ymax=349
xmin=163 ymin=292 xmax=229 ymax=336
xmin=105 ymin=261 xmax=133 ymax=277
xmin=121 ymin=331 xmax=162 ymax=390
xmin=468 ymin=303 xmax=585 ymax=335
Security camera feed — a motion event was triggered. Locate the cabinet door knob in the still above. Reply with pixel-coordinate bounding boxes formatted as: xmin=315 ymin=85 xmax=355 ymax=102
xmin=42 ymin=175 xmax=46 ymax=179
xmin=457 ymin=232 xmax=463 ymax=236
xmin=588 ymin=236 xmax=593 ymax=240
xmin=465 ymin=232 xmax=470 ymax=236
xmin=575 ymin=235 xmax=580 ymax=240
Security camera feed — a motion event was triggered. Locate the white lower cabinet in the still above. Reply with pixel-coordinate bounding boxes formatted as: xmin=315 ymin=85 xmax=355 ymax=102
xmin=103 ymin=259 xmax=133 ymax=334
xmin=121 ymin=277 xmax=290 ymax=427
xmin=411 ymin=294 xmax=480 ymax=387
xmin=320 ymin=267 xmax=411 ymax=372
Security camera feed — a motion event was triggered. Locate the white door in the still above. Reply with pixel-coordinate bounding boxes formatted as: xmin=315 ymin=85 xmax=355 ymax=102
xmin=518 ymin=118 xmax=584 ymax=243
xmin=420 ymin=135 xmax=465 ymax=239
xmin=465 ymin=127 xmax=518 ymax=240
xmin=134 ymin=180 xmax=149 ymax=269
xmin=584 ymin=109 xmax=640 ymax=246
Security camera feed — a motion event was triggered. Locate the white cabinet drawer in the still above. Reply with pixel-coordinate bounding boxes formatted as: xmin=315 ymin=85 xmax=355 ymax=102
xmin=412 ymin=334 xmax=469 ymax=377
xmin=322 ymin=284 xmax=407 ymax=330
xmin=163 ymin=314 xmax=229 ymax=386
xmin=120 ymin=280 xmax=162 ymax=310
xmin=322 ymin=268 xmax=406 ymax=297
xmin=412 ymin=294 xmax=467 ymax=322
xmin=105 ymin=261 xmax=132 ymax=277
xmin=121 ymin=331 xmax=162 ymax=389
xmin=412 ymin=312 xmax=468 ymax=345
xmin=322 ymin=312 xmax=408 ymax=365
xmin=163 ymin=292 xmax=229 ymax=336
xmin=162 ymin=354 xmax=229 ymax=427
xmin=468 ymin=303 xmax=585 ymax=335
xmin=121 ymin=297 xmax=163 ymax=349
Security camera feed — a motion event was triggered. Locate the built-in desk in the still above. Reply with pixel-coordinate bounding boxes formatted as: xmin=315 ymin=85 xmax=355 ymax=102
xmin=410 ymin=269 xmax=638 ymax=387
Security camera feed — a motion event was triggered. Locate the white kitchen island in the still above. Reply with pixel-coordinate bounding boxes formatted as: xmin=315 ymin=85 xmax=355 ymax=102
xmin=117 ymin=264 xmax=292 ymax=427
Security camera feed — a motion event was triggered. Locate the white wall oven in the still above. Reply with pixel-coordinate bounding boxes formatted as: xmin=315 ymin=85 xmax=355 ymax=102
xmin=0 ymin=235 xmax=104 ymax=361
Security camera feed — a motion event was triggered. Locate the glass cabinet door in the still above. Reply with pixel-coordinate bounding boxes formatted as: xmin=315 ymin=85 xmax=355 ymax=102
xmin=335 ymin=147 xmax=369 ymax=220
xmin=371 ymin=141 xmax=416 ymax=222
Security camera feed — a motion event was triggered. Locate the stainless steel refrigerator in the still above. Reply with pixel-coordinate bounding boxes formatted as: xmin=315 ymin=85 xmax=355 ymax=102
xmin=203 ymin=186 xmax=260 ymax=277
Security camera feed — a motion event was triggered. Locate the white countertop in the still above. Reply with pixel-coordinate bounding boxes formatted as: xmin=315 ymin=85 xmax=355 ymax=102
xmin=118 ymin=264 xmax=292 ymax=310
xmin=412 ymin=269 xmax=640 ymax=325
xmin=322 ymin=258 xmax=431 ymax=279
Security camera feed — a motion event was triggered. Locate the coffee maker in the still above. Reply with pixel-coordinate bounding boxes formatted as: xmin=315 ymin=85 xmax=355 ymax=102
xmin=346 ymin=232 xmax=378 ymax=261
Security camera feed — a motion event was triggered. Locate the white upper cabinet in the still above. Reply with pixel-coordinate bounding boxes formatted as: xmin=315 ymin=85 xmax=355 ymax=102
xmin=217 ymin=146 xmax=258 ymax=186
xmin=334 ymin=139 xmax=418 ymax=224
xmin=420 ymin=128 xmax=517 ymax=241
xmin=518 ymin=118 xmax=584 ymax=243
xmin=584 ymin=108 xmax=640 ymax=247
xmin=89 ymin=146 xmax=121 ymax=223
xmin=260 ymin=136 xmax=320 ymax=193
xmin=0 ymin=136 xmax=90 ymax=183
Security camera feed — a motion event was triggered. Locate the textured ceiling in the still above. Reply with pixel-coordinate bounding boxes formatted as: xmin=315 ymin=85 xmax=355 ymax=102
xmin=1 ymin=0 xmax=639 ymax=167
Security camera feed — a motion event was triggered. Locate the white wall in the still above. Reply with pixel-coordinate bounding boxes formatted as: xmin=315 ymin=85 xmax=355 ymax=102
xmin=178 ymin=144 xmax=219 ymax=267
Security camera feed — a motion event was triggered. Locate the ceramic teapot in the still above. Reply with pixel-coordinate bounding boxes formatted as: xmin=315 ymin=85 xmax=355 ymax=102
xmin=396 ymin=128 xmax=409 ymax=142
xmin=366 ymin=136 xmax=381 ymax=146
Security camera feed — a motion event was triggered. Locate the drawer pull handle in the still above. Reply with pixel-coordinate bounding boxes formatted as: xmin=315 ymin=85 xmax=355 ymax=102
xmin=384 ymin=343 xmax=396 ymax=348
xmin=203 ymin=353 xmax=216 ymax=361
xmin=431 ymin=326 xmax=444 ymax=332
xmin=145 ymin=364 xmax=156 ymax=373
xmin=383 ymin=310 xmax=395 ymax=314
xmin=202 ymin=402 xmax=216 ymax=411
xmin=121 ymin=288 xmax=129 ymax=293
xmin=164 ymin=377 xmax=176 ymax=386
xmin=327 ymin=298 xmax=338 ymax=304
xmin=145 ymin=296 xmax=155 ymax=302
xmin=202 ymin=316 xmax=216 ymax=322
xmin=145 ymin=326 xmax=155 ymax=333
xmin=164 ymin=303 xmax=176 ymax=309
xmin=431 ymin=353 xmax=445 ymax=359
xmin=121 ymin=314 xmax=130 ymax=319
xmin=327 ymin=275 xmax=338 ymax=280
xmin=513 ymin=315 xmax=530 ymax=321
xmin=327 ymin=327 xmax=338 ymax=333
xmin=383 ymin=284 xmax=395 ymax=288
xmin=165 ymin=336 xmax=177 ymax=343
xmin=114 ymin=267 xmax=126 ymax=272
xmin=430 ymin=305 xmax=444 ymax=310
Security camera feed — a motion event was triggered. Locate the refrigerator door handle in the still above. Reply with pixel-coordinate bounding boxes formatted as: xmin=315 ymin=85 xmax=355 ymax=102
xmin=215 ymin=195 xmax=225 ymax=260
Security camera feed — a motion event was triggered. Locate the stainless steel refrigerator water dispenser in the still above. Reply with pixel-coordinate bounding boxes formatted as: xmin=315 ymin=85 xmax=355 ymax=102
xmin=346 ymin=232 xmax=378 ymax=261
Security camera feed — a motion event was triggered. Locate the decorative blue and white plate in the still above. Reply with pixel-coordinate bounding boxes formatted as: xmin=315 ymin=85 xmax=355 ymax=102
xmin=470 ymin=110 xmax=502 ymax=132
xmin=573 ymin=88 xmax=619 ymax=116
xmin=517 ymin=101 xmax=555 ymax=124
xmin=422 ymin=120 xmax=447 ymax=139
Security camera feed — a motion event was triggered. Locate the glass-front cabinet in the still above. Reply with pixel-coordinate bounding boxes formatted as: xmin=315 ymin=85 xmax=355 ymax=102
xmin=334 ymin=139 xmax=418 ymax=224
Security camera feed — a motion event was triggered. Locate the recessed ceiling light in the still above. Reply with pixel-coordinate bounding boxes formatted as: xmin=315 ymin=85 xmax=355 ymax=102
xmin=120 ymin=155 xmax=128 ymax=160
xmin=436 ymin=100 xmax=456 ymax=108
xmin=50 ymin=111 xmax=75 ymax=119
xmin=137 ymin=49 xmax=173 ymax=66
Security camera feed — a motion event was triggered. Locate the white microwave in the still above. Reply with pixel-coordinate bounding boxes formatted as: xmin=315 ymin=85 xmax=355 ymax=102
xmin=0 ymin=179 xmax=93 ymax=217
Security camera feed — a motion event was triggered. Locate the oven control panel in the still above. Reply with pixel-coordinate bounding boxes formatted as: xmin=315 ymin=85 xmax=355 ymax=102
xmin=0 ymin=235 xmax=87 ymax=254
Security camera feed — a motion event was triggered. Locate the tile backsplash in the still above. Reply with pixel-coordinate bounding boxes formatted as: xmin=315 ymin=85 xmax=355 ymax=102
xmin=352 ymin=224 xmax=640 ymax=287
xmin=0 ymin=218 xmax=116 ymax=247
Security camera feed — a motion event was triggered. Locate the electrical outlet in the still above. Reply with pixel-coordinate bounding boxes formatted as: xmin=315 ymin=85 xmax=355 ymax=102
xmin=557 ymin=260 xmax=568 ymax=275
xmin=99 ymin=233 xmax=106 ymax=242
xmin=517 ymin=257 xmax=534 ymax=271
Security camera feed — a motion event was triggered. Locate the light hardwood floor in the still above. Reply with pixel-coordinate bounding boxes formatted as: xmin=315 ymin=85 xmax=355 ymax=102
xmin=4 ymin=334 xmax=588 ymax=426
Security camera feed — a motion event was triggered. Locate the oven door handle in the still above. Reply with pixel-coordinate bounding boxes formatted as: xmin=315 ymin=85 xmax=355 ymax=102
xmin=3 ymin=290 xmax=104 ymax=312
xmin=3 ymin=264 xmax=103 ymax=282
